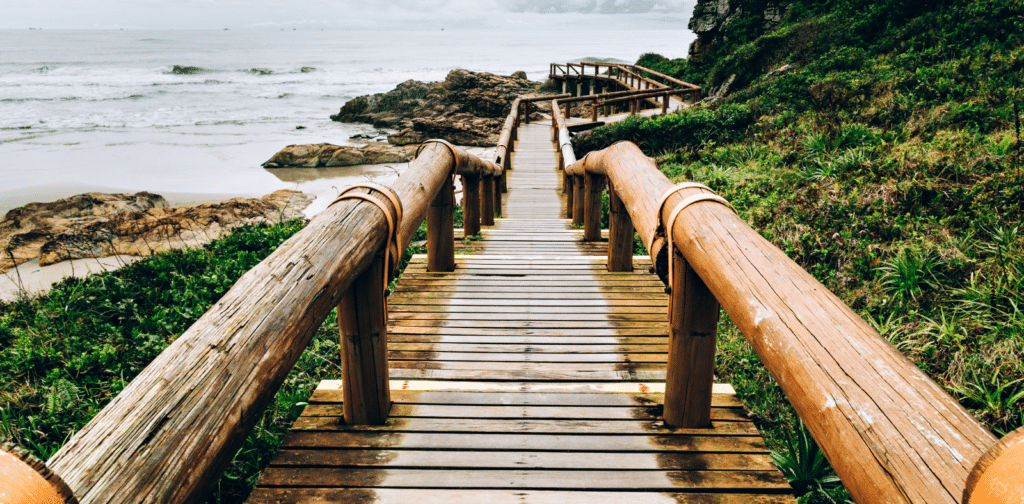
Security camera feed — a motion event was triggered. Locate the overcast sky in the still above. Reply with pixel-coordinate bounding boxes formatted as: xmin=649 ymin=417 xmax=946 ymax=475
xmin=4 ymin=0 xmax=698 ymax=31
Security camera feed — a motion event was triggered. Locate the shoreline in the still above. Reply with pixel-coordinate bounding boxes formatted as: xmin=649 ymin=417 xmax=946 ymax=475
xmin=0 ymin=148 xmax=492 ymax=302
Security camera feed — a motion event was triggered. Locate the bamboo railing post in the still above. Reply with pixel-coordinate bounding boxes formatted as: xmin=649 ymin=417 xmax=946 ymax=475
xmin=572 ymin=175 xmax=584 ymax=227
xmin=662 ymin=95 xmax=669 ymax=114
xmin=338 ymin=250 xmax=391 ymax=425
xmin=462 ymin=174 xmax=480 ymax=237
xmin=663 ymin=247 xmax=719 ymax=428
xmin=583 ymin=171 xmax=604 ymax=241
xmin=607 ymin=183 xmax=633 ymax=272
xmin=481 ymin=175 xmax=495 ymax=226
xmin=592 ymin=98 xmax=599 ymax=121
xmin=426 ymin=174 xmax=455 ymax=272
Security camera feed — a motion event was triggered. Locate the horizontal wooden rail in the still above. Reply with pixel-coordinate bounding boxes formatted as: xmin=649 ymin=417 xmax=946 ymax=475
xmin=566 ymin=142 xmax=1000 ymax=504
xmin=46 ymin=141 xmax=500 ymax=503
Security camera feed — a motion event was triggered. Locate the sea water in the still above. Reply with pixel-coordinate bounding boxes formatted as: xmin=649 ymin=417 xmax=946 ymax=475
xmin=0 ymin=29 xmax=693 ymax=215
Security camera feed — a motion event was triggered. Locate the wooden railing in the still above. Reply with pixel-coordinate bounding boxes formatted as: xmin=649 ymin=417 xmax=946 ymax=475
xmin=549 ymin=61 xmax=702 ymax=105
xmin=38 ymin=139 xmax=502 ymax=502
xmin=21 ymin=92 xmax=1023 ymax=503
xmin=550 ymin=98 xmax=1022 ymax=504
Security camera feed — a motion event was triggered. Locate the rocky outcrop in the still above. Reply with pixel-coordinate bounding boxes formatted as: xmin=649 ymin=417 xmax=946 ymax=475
xmin=687 ymin=0 xmax=792 ymax=63
xmin=261 ymin=143 xmax=417 ymax=168
xmin=1 ymin=190 xmax=313 ymax=273
xmin=330 ymin=69 xmax=545 ymax=146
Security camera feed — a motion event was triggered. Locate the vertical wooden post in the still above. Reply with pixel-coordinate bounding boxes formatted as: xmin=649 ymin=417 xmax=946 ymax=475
xmin=462 ymin=174 xmax=480 ymax=238
xmin=572 ymin=175 xmax=584 ymax=227
xmin=662 ymin=94 xmax=669 ymax=114
xmin=583 ymin=172 xmax=604 ymax=241
xmin=564 ymin=173 xmax=574 ymax=219
xmin=591 ymin=99 xmax=599 ymax=121
xmin=338 ymin=252 xmax=391 ymax=425
xmin=663 ymin=248 xmax=720 ymax=428
xmin=564 ymin=102 xmax=571 ymax=120
xmin=481 ymin=175 xmax=495 ymax=226
xmin=493 ymin=174 xmax=502 ymax=217
xmin=607 ymin=184 xmax=633 ymax=272
xmin=427 ymin=174 xmax=455 ymax=272
xmin=577 ymin=82 xmax=582 ymax=97
xmin=561 ymin=81 xmax=566 ymax=94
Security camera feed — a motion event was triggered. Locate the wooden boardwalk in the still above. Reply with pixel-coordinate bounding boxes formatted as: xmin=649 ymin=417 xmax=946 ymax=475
xmin=247 ymin=123 xmax=794 ymax=503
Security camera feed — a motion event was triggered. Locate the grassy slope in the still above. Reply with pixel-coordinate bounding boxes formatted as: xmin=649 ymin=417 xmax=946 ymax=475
xmin=577 ymin=0 xmax=1023 ymax=500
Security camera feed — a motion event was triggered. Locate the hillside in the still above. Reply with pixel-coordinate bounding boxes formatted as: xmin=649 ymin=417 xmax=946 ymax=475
xmin=575 ymin=0 xmax=1023 ymax=501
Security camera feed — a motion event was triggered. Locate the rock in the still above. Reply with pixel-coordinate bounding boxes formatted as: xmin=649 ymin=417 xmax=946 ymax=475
xmin=331 ymin=69 xmax=548 ymax=146
xmin=511 ymin=70 xmax=528 ymax=80
xmin=765 ymin=63 xmax=794 ymax=79
xmin=0 ymin=190 xmax=313 ymax=273
xmin=687 ymin=0 xmax=792 ymax=63
xmin=261 ymin=143 xmax=417 ymax=168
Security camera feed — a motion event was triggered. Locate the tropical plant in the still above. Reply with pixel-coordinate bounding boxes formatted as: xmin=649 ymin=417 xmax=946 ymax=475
xmin=770 ymin=420 xmax=842 ymax=496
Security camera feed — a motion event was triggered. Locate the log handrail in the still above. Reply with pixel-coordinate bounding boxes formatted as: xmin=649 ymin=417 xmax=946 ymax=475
xmin=45 ymin=140 xmax=501 ymax=503
xmin=561 ymin=139 xmax=1002 ymax=504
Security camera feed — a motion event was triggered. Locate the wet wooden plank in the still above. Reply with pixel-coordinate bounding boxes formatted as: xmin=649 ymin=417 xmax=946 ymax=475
xmin=248 ymin=488 xmax=796 ymax=504
xmin=307 ymin=391 xmax=742 ymax=408
xmin=268 ymin=449 xmax=774 ymax=470
xmin=257 ymin=467 xmax=791 ymax=491
xmin=290 ymin=417 xmax=760 ymax=436
xmin=301 ymin=403 xmax=748 ymax=422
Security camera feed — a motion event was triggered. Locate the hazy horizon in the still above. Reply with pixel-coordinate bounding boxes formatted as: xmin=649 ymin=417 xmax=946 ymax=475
xmin=4 ymin=0 xmax=698 ymax=32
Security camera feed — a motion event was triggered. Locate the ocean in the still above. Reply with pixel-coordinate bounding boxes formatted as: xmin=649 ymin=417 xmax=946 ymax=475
xmin=0 ymin=29 xmax=694 ymax=216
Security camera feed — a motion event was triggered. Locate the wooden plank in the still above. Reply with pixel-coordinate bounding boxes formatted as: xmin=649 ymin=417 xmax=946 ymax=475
xmin=308 ymin=391 xmax=742 ymax=407
xmin=248 ymin=488 xmax=796 ymax=504
xmin=387 ymin=351 xmax=668 ymax=362
xmin=386 ymin=368 xmax=667 ymax=381
xmin=301 ymin=404 xmax=748 ymax=422
xmin=290 ymin=417 xmax=760 ymax=436
xmin=280 ymin=431 xmax=770 ymax=452
xmin=388 ymin=343 xmax=668 ymax=353
xmin=256 ymin=467 xmax=791 ymax=490
xmin=267 ymin=449 xmax=775 ymax=470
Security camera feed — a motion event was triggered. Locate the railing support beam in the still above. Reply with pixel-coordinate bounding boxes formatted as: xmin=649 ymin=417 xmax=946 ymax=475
xmin=339 ymin=251 xmax=391 ymax=425
xmin=572 ymin=175 xmax=584 ymax=227
xmin=583 ymin=171 xmax=604 ymax=241
xmin=481 ymin=175 xmax=495 ymax=226
xmin=664 ymin=248 xmax=719 ymax=427
xmin=607 ymin=183 xmax=633 ymax=272
xmin=427 ymin=174 xmax=455 ymax=272
xmin=462 ymin=175 xmax=480 ymax=238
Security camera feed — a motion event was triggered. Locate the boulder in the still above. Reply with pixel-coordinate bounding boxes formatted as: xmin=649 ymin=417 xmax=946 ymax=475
xmin=511 ymin=70 xmax=528 ymax=80
xmin=1 ymin=190 xmax=313 ymax=273
xmin=262 ymin=143 xmax=417 ymax=168
xmin=331 ymin=69 xmax=551 ymax=146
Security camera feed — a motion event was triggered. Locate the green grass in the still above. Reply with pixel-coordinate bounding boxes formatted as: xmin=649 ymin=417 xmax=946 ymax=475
xmin=577 ymin=0 xmax=1023 ymax=500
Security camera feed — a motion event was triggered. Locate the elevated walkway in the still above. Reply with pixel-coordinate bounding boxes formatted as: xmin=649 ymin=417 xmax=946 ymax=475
xmin=247 ymin=123 xmax=794 ymax=502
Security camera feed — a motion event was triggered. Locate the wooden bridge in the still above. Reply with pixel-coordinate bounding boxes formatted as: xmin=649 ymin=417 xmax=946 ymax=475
xmin=6 ymin=83 xmax=1024 ymax=504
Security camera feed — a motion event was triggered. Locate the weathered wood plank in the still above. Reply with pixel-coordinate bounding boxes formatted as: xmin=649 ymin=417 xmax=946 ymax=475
xmin=267 ymin=449 xmax=775 ymax=470
xmin=248 ymin=488 xmax=796 ymax=504
xmin=256 ymin=468 xmax=791 ymax=490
